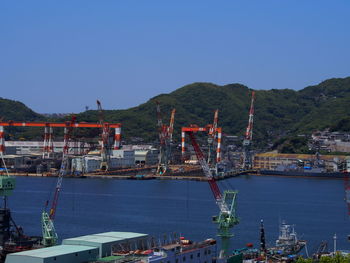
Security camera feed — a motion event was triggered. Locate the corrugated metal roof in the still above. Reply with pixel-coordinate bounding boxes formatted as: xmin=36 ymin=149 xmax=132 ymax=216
xmin=94 ymin=232 xmax=148 ymax=239
xmin=62 ymin=232 xmax=147 ymax=245
xmin=64 ymin=235 xmax=123 ymax=244
xmin=7 ymin=245 xmax=96 ymax=258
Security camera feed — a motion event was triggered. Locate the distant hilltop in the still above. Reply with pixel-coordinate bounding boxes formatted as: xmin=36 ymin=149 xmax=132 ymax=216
xmin=1 ymin=76 xmax=350 ymax=152
xmin=41 ymin=113 xmax=71 ymax=118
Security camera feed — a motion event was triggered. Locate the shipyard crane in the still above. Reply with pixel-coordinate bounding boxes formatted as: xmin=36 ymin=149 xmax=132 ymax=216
xmin=168 ymin=108 xmax=176 ymax=164
xmin=97 ymin=100 xmax=111 ymax=171
xmin=156 ymin=102 xmax=176 ymax=175
xmin=41 ymin=116 xmax=76 ymax=247
xmin=242 ymin=91 xmax=255 ymax=170
xmin=168 ymin=109 xmax=176 ymax=144
xmin=186 ymin=130 xmax=239 ymax=259
xmin=207 ymin=110 xmax=219 ymax=166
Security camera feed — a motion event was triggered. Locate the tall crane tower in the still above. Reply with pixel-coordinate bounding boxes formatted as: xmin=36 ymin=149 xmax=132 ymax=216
xmin=242 ymin=91 xmax=255 ymax=170
xmin=185 ymin=130 xmax=239 ymax=259
xmin=97 ymin=100 xmax=111 ymax=171
xmin=207 ymin=110 xmax=219 ymax=166
xmin=156 ymin=102 xmax=176 ymax=175
xmin=41 ymin=116 xmax=76 ymax=247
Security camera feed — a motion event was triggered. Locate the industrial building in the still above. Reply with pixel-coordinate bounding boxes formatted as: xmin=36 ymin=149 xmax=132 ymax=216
xmin=5 ymin=232 xmax=148 ymax=263
xmin=111 ymin=149 xmax=135 ymax=167
xmin=70 ymin=149 xmax=136 ymax=173
xmin=71 ymin=156 xmax=102 ymax=173
xmin=134 ymin=149 xmax=158 ymax=166
xmin=5 ymin=244 xmax=99 ymax=263
xmin=4 ymin=141 xmax=90 ymax=155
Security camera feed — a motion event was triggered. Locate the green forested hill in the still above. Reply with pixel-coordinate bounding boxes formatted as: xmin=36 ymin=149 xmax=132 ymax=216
xmin=1 ymin=77 xmax=350 ymax=149
xmin=0 ymin=98 xmax=44 ymax=140
xmin=74 ymin=77 xmax=350 ymax=148
xmin=0 ymin=97 xmax=43 ymax=121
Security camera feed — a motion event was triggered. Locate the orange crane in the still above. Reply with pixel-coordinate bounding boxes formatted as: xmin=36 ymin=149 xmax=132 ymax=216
xmin=181 ymin=126 xmax=222 ymax=165
xmin=42 ymin=125 xmax=54 ymax=159
xmin=242 ymin=91 xmax=255 ymax=169
xmin=0 ymin=121 xmax=122 ymax=156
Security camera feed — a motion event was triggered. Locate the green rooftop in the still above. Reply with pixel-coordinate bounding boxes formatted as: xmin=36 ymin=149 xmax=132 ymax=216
xmin=7 ymin=245 xmax=97 ymax=258
xmin=97 ymin=255 xmax=125 ymax=262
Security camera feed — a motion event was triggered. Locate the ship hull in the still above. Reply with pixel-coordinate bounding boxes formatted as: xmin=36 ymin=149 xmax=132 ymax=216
xmin=259 ymin=169 xmax=346 ymax=178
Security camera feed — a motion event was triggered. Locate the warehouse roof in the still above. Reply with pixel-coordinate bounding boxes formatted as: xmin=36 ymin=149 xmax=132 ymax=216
xmin=6 ymin=244 xmax=96 ymax=258
xmin=63 ymin=235 xmax=123 ymax=244
xmin=63 ymin=232 xmax=148 ymax=245
xmin=94 ymin=231 xmax=148 ymax=239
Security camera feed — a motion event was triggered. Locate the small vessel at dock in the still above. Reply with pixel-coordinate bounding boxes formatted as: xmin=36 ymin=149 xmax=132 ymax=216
xmin=268 ymin=221 xmax=306 ymax=257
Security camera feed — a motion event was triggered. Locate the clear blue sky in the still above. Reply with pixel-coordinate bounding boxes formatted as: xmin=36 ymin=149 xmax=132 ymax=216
xmin=1 ymin=1 xmax=349 ymax=113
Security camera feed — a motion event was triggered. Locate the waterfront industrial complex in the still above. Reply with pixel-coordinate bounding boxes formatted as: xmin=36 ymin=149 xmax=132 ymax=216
xmin=0 ymin=95 xmax=349 ymax=263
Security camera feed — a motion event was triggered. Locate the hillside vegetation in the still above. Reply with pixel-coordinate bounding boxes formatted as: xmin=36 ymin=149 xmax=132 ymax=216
xmin=0 ymin=98 xmax=43 ymax=121
xmin=76 ymin=77 xmax=350 ymax=148
xmin=1 ymin=77 xmax=350 ymax=150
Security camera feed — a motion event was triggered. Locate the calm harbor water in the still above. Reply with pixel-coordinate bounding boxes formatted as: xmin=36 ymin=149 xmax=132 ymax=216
xmin=8 ymin=175 xmax=350 ymax=254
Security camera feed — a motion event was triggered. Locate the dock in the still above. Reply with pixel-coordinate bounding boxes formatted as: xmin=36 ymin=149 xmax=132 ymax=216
xmin=8 ymin=166 xmax=254 ymax=181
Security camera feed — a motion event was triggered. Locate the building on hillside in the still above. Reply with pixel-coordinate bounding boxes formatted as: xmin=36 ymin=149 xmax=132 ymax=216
xmin=327 ymin=141 xmax=350 ymax=152
xmin=253 ymin=152 xmax=347 ymax=172
xmin=310 ymin=130 xmax=350 ymax=152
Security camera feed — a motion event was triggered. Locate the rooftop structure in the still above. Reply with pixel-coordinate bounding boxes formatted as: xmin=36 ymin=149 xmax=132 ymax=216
xmin=5 ymin=232 xmax=148 ymax=263
xmin=63 ymin=232 xmax=148 ymax=258
xmin=5 ymin=244 xmax=99 ymax=263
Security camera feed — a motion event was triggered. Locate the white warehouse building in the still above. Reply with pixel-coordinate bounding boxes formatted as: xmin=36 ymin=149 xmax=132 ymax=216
xmin=71 ymin=149 xmax=136 ymax=173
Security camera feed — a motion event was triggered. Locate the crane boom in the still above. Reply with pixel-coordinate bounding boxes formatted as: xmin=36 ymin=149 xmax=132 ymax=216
xmin=168 ymin=109 xmax=176 ymax=143
xmin=207 ymin=110 xmax=219 ymax=165
xmin=187 ymin=132 xmax=232 ymax=214
xmin=245 ymin=91 xmax=255 ymax=142
xmin=156 ymin=101 xmax=163 ymax=130
xmin=242 ymin=91 xmax=255 ymax=169
xmin=186 ymin=130 xmax=239 ymax=258
xmin=156 ymin=102 xmax=175 ymax=175
xmin=210 ymin=110 xmax=219 ymax=137
xmin=97 ymin=100 xmax=110 ymax=170
xmin=42 ymin=116 xmax=76 ymax=247
xmin=49 ymin=117 xmax=76 ymax=220
xmin=187 ymin=132 xmax=221 ymax=200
